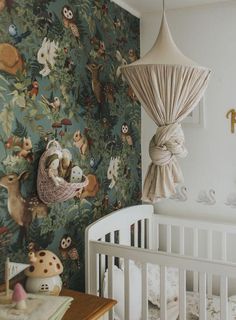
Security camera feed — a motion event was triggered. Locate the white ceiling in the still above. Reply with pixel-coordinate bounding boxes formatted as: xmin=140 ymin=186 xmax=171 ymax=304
xmin=112 ymin=0 xmax=231 ymax=16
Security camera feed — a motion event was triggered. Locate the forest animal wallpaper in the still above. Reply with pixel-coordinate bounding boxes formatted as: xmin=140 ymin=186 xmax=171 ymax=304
xmin=0 ymin=0 xmax=141 ymax=291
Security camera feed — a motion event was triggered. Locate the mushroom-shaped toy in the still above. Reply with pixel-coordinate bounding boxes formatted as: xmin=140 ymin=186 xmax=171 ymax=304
xmin=61 ymin=119 xmax=72 ymax=133
xmin=12 ymin=283 xmax=27 ymax=310
xmin=52 ymin=122 xmax=62 ymax=139
xmin=25 ymin=250 xmax=63 ymax=296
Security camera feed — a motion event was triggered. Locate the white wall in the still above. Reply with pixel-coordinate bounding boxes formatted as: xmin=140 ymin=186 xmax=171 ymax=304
xmin=141 ymin=1 xmax=236 ymax=223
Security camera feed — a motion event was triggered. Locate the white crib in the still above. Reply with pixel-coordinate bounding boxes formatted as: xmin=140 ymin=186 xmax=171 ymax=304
xmin=85 ymin=204 xmax=236 ymax=320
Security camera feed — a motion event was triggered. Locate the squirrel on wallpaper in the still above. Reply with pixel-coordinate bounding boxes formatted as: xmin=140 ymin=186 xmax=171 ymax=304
xmin=5 ymin=136 xmax=33 ymax=161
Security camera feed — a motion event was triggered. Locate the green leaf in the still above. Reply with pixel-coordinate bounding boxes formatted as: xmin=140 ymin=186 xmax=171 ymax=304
xmin=13 ymin=118 xmax=28 ymax=138
xmin=0 ymin=104 xmax=14 ymax=136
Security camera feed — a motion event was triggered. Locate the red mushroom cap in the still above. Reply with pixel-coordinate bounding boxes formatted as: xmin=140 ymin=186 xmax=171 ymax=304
xmin=12 ymin=283 xmax=27 ymax=302
xmin=59 ymin=130 xmax=65 ymax=136
xmin=61 ymin=119 xmax=72 ymax=126
xmin=52 ymin=122 xmax=62 ymax=128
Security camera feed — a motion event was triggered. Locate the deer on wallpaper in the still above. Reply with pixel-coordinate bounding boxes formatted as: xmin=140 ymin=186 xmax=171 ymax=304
xmin=0 ymin=171 xmax=48 ymax=242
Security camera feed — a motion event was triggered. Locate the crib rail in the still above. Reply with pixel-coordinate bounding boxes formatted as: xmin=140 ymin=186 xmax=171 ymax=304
xmin=85 ymin=204 xmax=153 ymax=293
xmin=89 ymin=241 xmax=236 ymax=320
xmin=154 ymin=214 xmax=236 ymax=297
xmin=85 ymin=205 xmax=236 ymax=319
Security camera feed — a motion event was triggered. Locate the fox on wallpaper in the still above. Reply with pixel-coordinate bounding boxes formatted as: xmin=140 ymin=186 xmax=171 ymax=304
xmin=0 ymin=0 xmax=141 ymax=291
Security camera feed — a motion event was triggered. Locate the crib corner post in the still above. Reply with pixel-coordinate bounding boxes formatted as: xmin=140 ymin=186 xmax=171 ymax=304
xmin=85 ymin=227 xmax=91 ymax=294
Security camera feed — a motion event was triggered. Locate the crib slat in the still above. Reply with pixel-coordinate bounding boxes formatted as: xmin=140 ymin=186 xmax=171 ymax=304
xmin=156 ymin=223 xmax=159 ymax=251
xmin=124 ymin=259 xmax=130 ymax=320
xmin=141 ymin=220 xmax=145 ymax=249
xmin=100 ymin=237 xmax=106 ymax=296
xmin=90 ymin=253 xmax=98 ymax=295
xmin=220 ymin=275 xmax=228 ymax=320
xmin=207 ymin=230 xmax=213 ymax=298
xmin=108 ymin=256 xmax=114 ymax=298
xmin=110 ymin=231 xmax=114 ymax=244
xmin=179 ymin=226 xmax=185 ymax=255
xmin=199 ymin=272 xmax=207 ymax=320
xmin=160 ymin=265 xmax=167 ymax=320
xmin=134 ymin=222 xmax=138 ymax=247
xmin=142 ymin=263 xmax=148 ymax=320
xmin=193 ymin=228 xmax=199 ymax=292
xmin=108 ymin=256 xmax=114 ymax=320
xmin=221 ymin=232 xmax=227 ymax=261
xmin=146 ymin=218 xmax=152 ymax=250
xmin=179 ymin=269 xmax=186 ymax=320
xmin=166 ymin=225 xmax=171 ymax=253
xmin=120 ymin=228 xmax=130 ymax=246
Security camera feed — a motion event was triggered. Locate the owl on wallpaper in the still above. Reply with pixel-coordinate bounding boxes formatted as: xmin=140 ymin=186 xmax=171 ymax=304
xmin=121 ymin=122 xmax=133 ymax=146
xmin=59 ymin=234 xmax=79 ymax=261
xmin=61 ymin=5 xmax=80 ymax=41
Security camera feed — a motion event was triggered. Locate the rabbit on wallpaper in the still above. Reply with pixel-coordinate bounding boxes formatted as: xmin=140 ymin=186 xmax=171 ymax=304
xmin=107 ymin=157 xmax=120 ymax=189
xmin=37 ymin=37 xmax=59 ymax=77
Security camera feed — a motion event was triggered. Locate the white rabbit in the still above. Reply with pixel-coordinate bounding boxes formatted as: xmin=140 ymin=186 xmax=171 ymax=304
xmin=107 ymin=157 xmax=120 ymax=189
xmin=37 ymin=37 xmax=59 ymax=77
xmin=116 ymin=50 xmax=127 ymax=82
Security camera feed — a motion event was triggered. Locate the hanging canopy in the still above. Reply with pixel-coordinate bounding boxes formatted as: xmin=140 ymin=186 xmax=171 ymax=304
xmin=121 ymin=11 xmax=211 ymax=203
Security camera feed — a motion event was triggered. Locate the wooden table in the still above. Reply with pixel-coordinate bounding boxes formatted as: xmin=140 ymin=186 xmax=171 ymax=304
xmin=61 ymin=289 xmax=116 ymax=320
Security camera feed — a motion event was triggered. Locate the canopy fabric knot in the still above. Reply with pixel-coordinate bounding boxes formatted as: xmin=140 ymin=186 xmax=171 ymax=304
xmin=149 ymin=123 xmax=187 ymax=167
xmin=121 ymin=11 xmax=211 ymax=203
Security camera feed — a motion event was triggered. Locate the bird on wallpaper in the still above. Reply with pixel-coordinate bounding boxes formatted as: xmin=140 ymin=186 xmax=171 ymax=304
xmin=27 ymin=79 xmax=39 ymax=98
xmin=41 ymin=93 xmax=61 ymax=113
xmin=61 ymin=5 xmax=80 ymax=42
xmin=197 ymin=189 xmax=216 ymax=205
xmin=8 ymin=24 xmax=31 ymax=45
xmin=89 ymin=155 xmax=102 ymax=172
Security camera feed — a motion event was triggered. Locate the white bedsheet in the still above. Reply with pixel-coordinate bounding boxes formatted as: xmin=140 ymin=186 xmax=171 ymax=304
xmin=148 ymin=292 xmax=236 ymax=320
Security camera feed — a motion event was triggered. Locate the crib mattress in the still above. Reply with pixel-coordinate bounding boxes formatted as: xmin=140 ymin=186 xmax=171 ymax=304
xmin=148 ymin=292 xmax=236 ymax=320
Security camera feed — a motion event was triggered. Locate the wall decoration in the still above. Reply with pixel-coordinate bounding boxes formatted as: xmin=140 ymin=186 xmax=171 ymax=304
xmin=170 ymin=185 xmax=188 ymax=202
xmin=197 ymin=189 xmax=216 ymax=205
xmin=225 ymin=193 xmax=236 ymax=208
xmin=0 ymin=0 xmax=141 ymax=291
xmin=226 ymin=109 xmax=236 ymax=133
xmin=182 ymin=98 xmax=205 ymax=128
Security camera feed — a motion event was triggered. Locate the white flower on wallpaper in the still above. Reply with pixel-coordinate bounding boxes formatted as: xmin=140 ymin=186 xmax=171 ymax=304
xmin=225 ymin=193 xmax=236 ymax=208
xmin=197 ymin=189 xmax=216 ymax=205
xmin=170 ymin=186 xmax=188 ymax=202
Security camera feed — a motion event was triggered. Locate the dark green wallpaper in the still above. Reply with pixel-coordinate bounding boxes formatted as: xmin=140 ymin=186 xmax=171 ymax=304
xmin=0 ymin=0 xmax=141 ymax=291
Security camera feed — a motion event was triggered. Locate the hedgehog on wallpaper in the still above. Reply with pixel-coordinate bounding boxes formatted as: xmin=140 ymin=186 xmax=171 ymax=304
xmin=61 ymin=5 xmax=80 ymax=42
